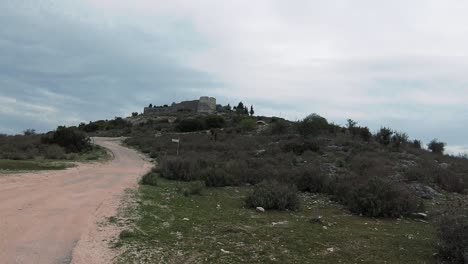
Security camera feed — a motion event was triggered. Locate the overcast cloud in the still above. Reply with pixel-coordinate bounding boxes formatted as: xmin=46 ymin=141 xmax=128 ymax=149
xmin=1 ymin=0 xmax=468 ymax=154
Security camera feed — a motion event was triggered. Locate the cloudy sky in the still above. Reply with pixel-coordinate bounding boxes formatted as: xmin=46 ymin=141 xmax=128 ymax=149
xmin=1 ymin=0 xmax=468 ymax=153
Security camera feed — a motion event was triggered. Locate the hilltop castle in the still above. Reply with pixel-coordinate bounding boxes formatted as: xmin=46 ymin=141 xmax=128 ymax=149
xmin=144 ymin=96 xmax=216 ymax=114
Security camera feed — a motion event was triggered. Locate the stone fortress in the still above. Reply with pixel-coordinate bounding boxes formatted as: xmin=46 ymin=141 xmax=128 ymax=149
xmin=144 ymin=96 xmax=216 ymax=114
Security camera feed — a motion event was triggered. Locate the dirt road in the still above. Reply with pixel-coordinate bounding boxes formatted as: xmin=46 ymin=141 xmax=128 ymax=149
xmin=0 ymin=137 xmax=152 ymax=264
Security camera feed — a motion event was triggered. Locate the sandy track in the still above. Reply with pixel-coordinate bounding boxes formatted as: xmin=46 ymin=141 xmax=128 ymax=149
xmin=0 ymin=137 xmax=152 ymax=264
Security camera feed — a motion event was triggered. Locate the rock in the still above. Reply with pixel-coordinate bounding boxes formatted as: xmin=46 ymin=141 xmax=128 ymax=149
xmin=272 ymin=221 xmax=288 ymax=226
xmin=256 ymin=207 xmax=265 ymax=212
xmin=220 ymin=249 xmax=232 ymax=254
xmin=439 ymin=163 xmax=450 ymax=169
xmin=322 ymin=226 xmax=328 ymax=230
xmin=412 ymin=213 xmax=428 ymax=219
xmin=408 ymin=183 xmax=440 ymax=199
xmin=327 ymin=247 xmax=334 ymax=253
xmin=254 ymin=149 xmax=266 ymax=157
xmin=182 ymin=218 xmax=190 ymax=221
xmin=309 ymin=216 xmax=323 ymax=224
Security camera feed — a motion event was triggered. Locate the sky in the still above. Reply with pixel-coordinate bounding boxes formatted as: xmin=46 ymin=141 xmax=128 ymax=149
xmin=1 ymin=0 xmax=468 ymax=154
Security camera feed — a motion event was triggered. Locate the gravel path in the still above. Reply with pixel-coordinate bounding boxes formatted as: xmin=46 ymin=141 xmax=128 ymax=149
xmin=0 ymin=137 xmax=152 ymax=264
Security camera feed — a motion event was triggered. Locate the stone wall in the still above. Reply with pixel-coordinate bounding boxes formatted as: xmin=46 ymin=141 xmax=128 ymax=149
xmin=198 ymin=96 xmax=216 ymax=113
xmin=143 ymin=96 xmax=216 ymax=114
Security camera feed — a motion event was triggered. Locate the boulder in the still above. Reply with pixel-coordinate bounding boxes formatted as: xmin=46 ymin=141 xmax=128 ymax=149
xmin=256 ymin=207 xmax=265 ymax=213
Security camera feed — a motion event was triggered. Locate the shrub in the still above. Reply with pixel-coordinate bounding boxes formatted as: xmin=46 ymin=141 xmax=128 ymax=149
xmin=293 ymin=166 xmax=328 ymax=193
xmin=140 ymin=171 xmax=158 ymax=186
xmin=350 ymin=126 xmax=372 ymax=141
xmin=44 ymin=144 xmax=66 ymax=159
xmin=428 ymin=139 xmax=446 ymax=154
xmin=43 ymin=126 xmax=90 ymax=153
xmin=375 ymin=127 xmax=393 ymax=146
xmin=282 ymin=139 xmax=320 ymax=155
xmin=183 ymin=181 xmax=205 ymax=196
xmin=391 ymin=132 xmax=409 ymax=148
xmin=344 ymin=177 xmax=421 ymax=217
xmin=238 ymin=118 xmax=257 ymax=132
xmin=159 ymin=157 xmax=200 ymax=181
xmin=246 ymin=180 xmax=299 ymax=210
xmin=436 ymin=209 xmax=468 ymax=263
xmin=412 ymin=139 xmax=422 ymax=149
xmin=176 ymin=118 xmax=205 ymax=132
xmin=437 ymin=170 xmax=466 ymax=193
xmin=205 ymin=115 xmax=225 ymax=129
xmin=270 ymin=119 xmax=289 ymax=135
xmin=296 ymin=114 xmax=329 ymax=136
xmin=202 ymin=167 xmax=241 ymax=187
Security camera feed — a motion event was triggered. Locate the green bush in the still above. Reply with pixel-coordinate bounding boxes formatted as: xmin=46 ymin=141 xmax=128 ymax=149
xmin=296 ymin=114 xmax=329 ymax=136
xmin=344 ymin=177 xmax=421 ymax=217
xmin=270 ymin=119 xmax=289 ymax=134
xmin=436 ymin=209 xmax=468 ymax=263
xmin=43 ymin=126 xmax=90 ymax=153
xmin=375 ymin=127 xmax=393 ymax=146
xmin=44 ymin=144 xmax=66 ymax=159
xmin=159 ymin=157 xmax=200 ymax=181
xmin=204 ymin=115 xmax=225 ymax=129
xmin=176 ymin=118 xmax=205 ymax=132
xmin=238 ymin=118 xmax=257 ymax=132
xmin=246 ymin=180 xmax=299 ymax=210
xmin=202 ymin=167 xmax=240 ymax=187
xmin=428 ymin=139 xmax=446 ymax=154
xmin=183 ymin=181 xmax=205 ymax=196
xmin=294 ymin=167 xmax=328 ymax=193
xmin=140 ymin=171 xmax=158 ymax=186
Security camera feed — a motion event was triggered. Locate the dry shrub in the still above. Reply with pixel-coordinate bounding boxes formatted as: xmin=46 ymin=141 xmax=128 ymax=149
xmin=436 ymin=208 xmax=468 ymax=263
xmin=246 ymin=180 xmax=299 ymax=210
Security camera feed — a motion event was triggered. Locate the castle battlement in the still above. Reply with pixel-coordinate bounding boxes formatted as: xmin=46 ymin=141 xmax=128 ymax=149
xmin=144 ymin=96 xmax=216 ymax=114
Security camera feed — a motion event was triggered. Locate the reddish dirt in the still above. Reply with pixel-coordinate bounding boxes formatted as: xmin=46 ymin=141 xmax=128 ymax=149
xmin=0 ymin=137 xmax=152 ymax=264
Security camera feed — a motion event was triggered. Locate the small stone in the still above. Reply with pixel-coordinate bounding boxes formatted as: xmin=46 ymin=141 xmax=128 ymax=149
xmin=322 ymin=226 xmax=328 ymax=230
xmin=220 ymin=249 xmax=231 ymax=254
xmin=182 ymin=218 xmax=190 ymax=221
xmin=412 ymin=213 xmax=428 ymax=219
xmin=256 ymin=207 xmax=265 ymax=212
xmin=309 ymin=216 xmax=323 ymax=224
xmin=327 ymin=247 xmax=334 ymax=253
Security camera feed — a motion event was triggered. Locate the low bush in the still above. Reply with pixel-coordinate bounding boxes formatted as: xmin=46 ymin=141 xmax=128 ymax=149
xmin=437 ymin=170 xmax=466 ymax=193
xmin=43 ymin=126 xmax=90 ymax=153
xmin=176 ymin=118 xmax=205 ymax=132
xmin=436 ymin=209 xmax=468 ymax=263
xmin=270 ymin=119 xmax=289 ymax=135
xmin=375 ymin=127 xmax=393 ymax=146
xmin=296 ymin=114 xmax=329 ymax=136
xmin=159 ymin=157 xmax=201 ymax=181
xmin=140 ymin=171 xmax=159 ymax=186
xmin=293 ymin=166 xmax=328 ymax=193
xmin=428 ymin=139 xmax=446 ymax=154
xmin=238 ymin=118 xmax=257 ymax=132
xmin=344 ymin=177 xmax=421 ymax=217
xmin=246 ymin=180 xmax=299 ymax=210
xmin=183 ymin=181 xmax=205 ymax=196
xmin=204 ymin=115 xmax=225 ymax=129
xmin=44 ymin=144 xmax=66 ymax=159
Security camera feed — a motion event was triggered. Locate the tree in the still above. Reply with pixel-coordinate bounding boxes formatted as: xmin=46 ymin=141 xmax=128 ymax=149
xmin=244 ymin=106 xmax=249 ymax=115
xmin=235 ymin=102 xmax=245 ymax=115
xmin=346 ymin=119 xmax=357 ymax=129
xmin=250 ymin=105 xmax=255 ymax=116
xmin=376 ymin=127 xmax=393 ymax=146
xmin=148 ymin=103 xmax=153 ymax=108
xmin=296 ymin=114 xmax=329 ymax=136
xmin=428 ymin=139 xmax=446 ymax=154
xmin=132 ymin=112 xmax=138 ymax=117
xmin=23 ymin=129 xmax=36 ymax=136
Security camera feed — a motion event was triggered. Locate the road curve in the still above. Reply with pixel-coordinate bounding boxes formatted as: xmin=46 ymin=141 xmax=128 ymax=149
xmin=0 ymin=137 xmax=152 ymax=264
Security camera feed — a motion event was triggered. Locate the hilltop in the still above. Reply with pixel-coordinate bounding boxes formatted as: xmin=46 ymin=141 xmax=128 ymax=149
xmin=2 ymin=98 xmax=467 ymax=263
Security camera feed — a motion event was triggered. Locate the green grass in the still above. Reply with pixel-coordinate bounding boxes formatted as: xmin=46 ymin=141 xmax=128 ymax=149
xmin=0 ymin=145 xmax=111 ymax=173
xmin=115 ymin=176 xmax=437 ymax=264
xmin=0 ymin=159 xmax=73 ymax=172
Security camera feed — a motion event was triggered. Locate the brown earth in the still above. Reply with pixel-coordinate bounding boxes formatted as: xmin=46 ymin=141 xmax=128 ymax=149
xmin=0 ymin=137 xmax=152 ymax=264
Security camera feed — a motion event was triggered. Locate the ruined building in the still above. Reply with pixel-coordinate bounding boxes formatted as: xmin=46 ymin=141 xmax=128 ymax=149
xmin=144 ymin=96 xmax=216 ymax=114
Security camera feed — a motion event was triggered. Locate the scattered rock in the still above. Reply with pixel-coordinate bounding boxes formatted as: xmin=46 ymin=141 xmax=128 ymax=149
xmin=322 ymin=226 xmax=328 ymax=230
xmin=220 ymin=249 xmax=232 ymax=254
xmin=309 ymin=216 xmax=323 ymax=224
xmin=411 ymin=213 xmax=428 ymax=219
xmin=216 ymin=204 xmax=221 ymax=210
xmin=408 ymin=183 xmax=440 ymax=199
xmin=256 ymin=207 xmax=265 ymax=213
xmin=272 ymin=221 xmax=288 ymax=226
xmin=327 ymin=247 xmax=334 ymax=253
xmin=254 ymin=149 xmax=266 ymax=157
xmin=439 ymin=163 xmax=450 ymax=169
xmin=182 ymin=218 xmax=190 ymax=221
